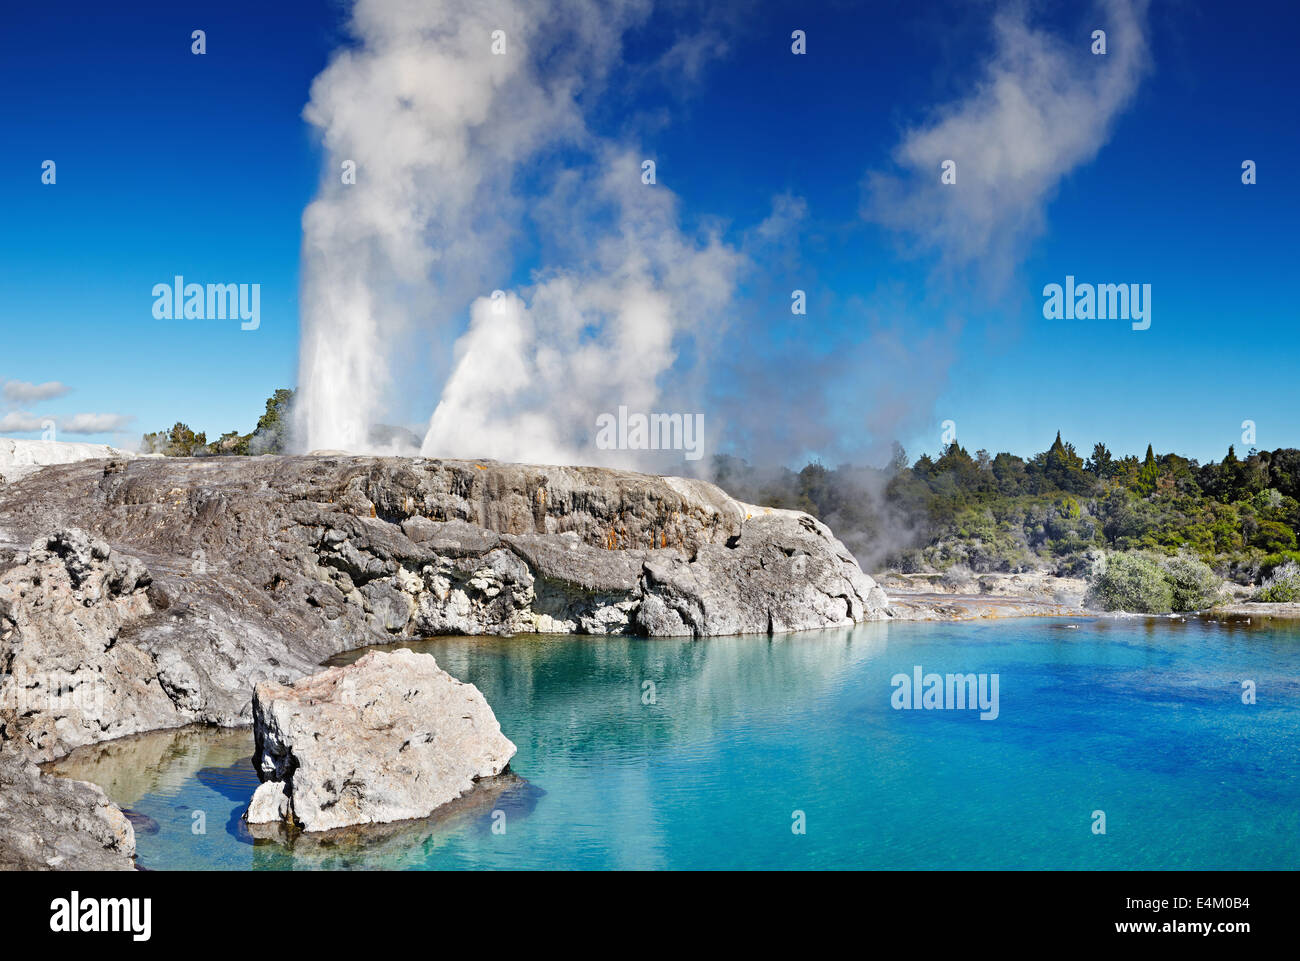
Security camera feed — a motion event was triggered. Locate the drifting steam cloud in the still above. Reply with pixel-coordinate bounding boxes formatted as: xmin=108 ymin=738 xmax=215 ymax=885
xmin=295 ymin=0 xmax=1150 ymax=481
xmin=863 ymin=0 xmax=1150 ymax=290
xmin=423 ymin=149 xmax=741 ymax=465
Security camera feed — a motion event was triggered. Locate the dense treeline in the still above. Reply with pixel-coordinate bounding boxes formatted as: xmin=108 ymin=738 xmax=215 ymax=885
xmin=711 ymin=433 xmax=1300 ymax=585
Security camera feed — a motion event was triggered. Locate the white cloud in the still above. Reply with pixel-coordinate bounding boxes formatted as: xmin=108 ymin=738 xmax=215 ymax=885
xmin=0 ymin=411 xmax=133 ymax=435
xmin=58 ymin=413 xmax=135 ymax=434
xmin=0 ymin=412 xmax=48 ymax=433
xmin=3 ymin=380 xmax=71 ymax=405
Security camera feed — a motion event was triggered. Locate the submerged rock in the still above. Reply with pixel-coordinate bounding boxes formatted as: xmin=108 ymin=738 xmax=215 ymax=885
xmin=120 ymin=808 xmax=160 ymax=835
xmin=245 ymin=649 xmax=516 ymax=832
xmin=247 ymin=771 xmax=542 ymax=869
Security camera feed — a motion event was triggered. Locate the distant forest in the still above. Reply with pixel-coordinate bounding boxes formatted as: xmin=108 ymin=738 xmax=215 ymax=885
xmin=711 ymin=434 xmax=1300 ymax=584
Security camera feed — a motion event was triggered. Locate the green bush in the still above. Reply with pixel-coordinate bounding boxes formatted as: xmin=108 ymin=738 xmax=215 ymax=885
xmin=1162 ymin=553 xmax=1225 ymax=611
xmin=1255 ymin=562 xmax=1300 ymax=603
xmin=1086 ymin=552 xmax=1174 ymax=613
xmin=249 ymin=388 xmax=295 ymax=454
xmin=1087 ymin=551 xmax=1227 ymax=612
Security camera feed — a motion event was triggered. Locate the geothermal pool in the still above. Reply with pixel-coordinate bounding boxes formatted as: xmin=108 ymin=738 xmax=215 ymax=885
xmin=50 ymin=618 xmax=1300 ymax=870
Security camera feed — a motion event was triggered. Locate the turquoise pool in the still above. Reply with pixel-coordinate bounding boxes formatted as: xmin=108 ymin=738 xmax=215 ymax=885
xmin=51 ymin=616 xmax=1300 ymax=869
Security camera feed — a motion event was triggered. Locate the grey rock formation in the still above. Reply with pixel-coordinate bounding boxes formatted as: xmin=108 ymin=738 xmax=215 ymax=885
xmin=0 ymin=437 xmax=136 ymax=486
xmin=0 ymin=456 xmax=887 ymax=667
xmin=0 ymin=527 xmax=174 ymax=871
xmin=245 ymin=649 xmax=516 ymax=831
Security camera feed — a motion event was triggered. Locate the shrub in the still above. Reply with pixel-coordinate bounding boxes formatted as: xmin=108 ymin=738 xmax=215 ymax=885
xmin=1162 ymin=553 xmax=1225 ymax=611
xmin=1087 ymin=551 xmax=1228 ymax=612
xmin=1086 ymin=552 xmax=1174 ymax=613
xmin=1255 ymin=562 xmax=1300 ymax=603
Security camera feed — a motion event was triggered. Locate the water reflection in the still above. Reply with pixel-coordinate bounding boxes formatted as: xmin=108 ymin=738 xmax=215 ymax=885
xmin=49 ymin=725 xmax=252 ymax=809
xmin=327 ymin=624 xmax=893 ymax=761
xmin=248 ymin=774 xmax=545 ymax=870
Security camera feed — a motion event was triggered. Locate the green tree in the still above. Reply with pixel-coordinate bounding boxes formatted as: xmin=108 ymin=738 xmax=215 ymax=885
xmin=1032 ymin=431 xmax=1088 ymax=493
xmin=1131 ymin=444 xmax=1161 ymax=496
xmin=250 ymin=388 xmax=295 ymax=454
xmin=213 ymin=430 xmax=250 ymax=455
xmin=143 ymin=422 xmax=207 ymax=457
xmin=888 ymin=442 xmax=908 ymax=473
xmin=991 ymin=452 xmax=1027 ymax=494
xmin=1085 ymin=442 xmax=1115 ymax=478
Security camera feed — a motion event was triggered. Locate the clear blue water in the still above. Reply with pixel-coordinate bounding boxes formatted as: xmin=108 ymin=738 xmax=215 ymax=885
xmin=51 ymin=617 xmax=1300 ymax=869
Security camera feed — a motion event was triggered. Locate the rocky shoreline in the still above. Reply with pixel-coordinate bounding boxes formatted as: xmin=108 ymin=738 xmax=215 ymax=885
xmin=875 ymin=570 xmax=1300 ymax=621
xmin=0 ymin=454 xmax=890 ymax=869
xmin=1202 ymin=601 xmax=1300 ymax=620
xmin=875 ymin=571 xmax=1089 ymax=620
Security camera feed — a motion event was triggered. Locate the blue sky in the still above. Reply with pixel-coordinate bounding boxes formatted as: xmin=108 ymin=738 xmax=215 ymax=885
xmin=2 ymin=0 xmax=1296 ymax=465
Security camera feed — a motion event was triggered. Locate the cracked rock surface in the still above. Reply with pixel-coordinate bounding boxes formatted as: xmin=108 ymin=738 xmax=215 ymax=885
xmin=0 ymin=748 xmax=135 ymax=871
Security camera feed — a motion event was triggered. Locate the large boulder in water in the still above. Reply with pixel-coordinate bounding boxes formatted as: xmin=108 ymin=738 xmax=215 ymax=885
xmin=245 ymin=649 xmax=516 ymax=832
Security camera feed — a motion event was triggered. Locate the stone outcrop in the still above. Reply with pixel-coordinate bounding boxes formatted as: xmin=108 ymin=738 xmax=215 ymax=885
xmin=0 ymin=456 xmax=887 ymax=660
xmin=0 ymin=529 xmax=185 ymax=762
xmin=0 ymin=527 xmax=167 ymax=871
xmin=245 ymin=649 xmax=516 ymax=832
